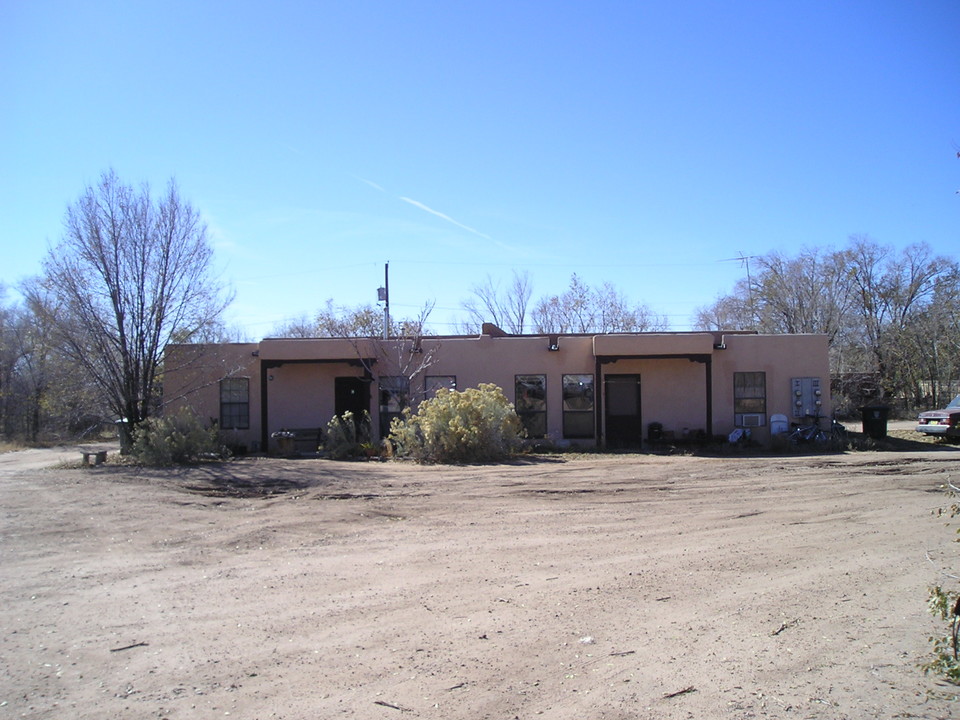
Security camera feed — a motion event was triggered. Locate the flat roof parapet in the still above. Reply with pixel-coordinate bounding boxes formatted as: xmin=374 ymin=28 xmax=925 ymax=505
xmin=593 ymin=333 xmax=715 ymax=357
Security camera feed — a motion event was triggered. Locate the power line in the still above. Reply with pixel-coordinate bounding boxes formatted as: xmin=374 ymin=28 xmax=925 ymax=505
xmin=233 ymin=257 xmax=741 ymax=283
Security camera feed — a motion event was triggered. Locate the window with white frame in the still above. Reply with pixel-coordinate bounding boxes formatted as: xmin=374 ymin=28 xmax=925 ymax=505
xmin=220 ymin=377 xmax=249 ymax=429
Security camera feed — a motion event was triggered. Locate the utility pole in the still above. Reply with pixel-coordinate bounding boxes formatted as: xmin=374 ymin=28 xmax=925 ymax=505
xmin=378 ymin=262 xmax=390 ymax=339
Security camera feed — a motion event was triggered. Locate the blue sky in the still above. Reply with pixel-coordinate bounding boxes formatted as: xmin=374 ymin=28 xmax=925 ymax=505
xmin=2 ymin=1 xmax=958 ymax=337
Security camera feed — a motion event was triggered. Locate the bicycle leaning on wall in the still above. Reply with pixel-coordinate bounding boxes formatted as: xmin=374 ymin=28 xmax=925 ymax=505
xmin=788 ymin=414 xmax=847 ymax=446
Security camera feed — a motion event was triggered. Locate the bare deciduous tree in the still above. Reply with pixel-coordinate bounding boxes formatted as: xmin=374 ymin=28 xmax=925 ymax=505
xmin=277 ymin=298 xmax=441 ymax=389
xmin=273 ymin=298 xmax=441 ymax=342
xmin=459 ymin=271 xmax=532 ymax=334
xmin=372 ymin=300 xmax=440 ymax=391
xmin=693 ymin=235 xmax=960 ymax=410
xmin=270 ymin=314 xmax=318 ymax=339
xmin=0 ymin=283 xmax=109 ymax=441
xmin=315 ymin=300 xmax=384 ymax=338
xmin=847 ymin=238 xmax=959 ymax=402
xmin=290 ymin=299 xmax=441 ymax=437
xmin=29 ymin=170 xmax=232 ymax=447
xmin=694 ymin=284 xmax=754 ymax=332
xmin=0 ymin=287 xmax=19 ymax=436
xmin=751 ymin=248 xmax=855 ymax=341
xmin=532 ymin=274 xmax=668 ymax=334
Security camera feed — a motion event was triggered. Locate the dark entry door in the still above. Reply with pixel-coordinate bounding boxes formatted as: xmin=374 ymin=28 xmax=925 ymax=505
xmin=335 ymin=377 xmax=370 ymax=418
xmin=605 ymin=374 xmax=642 ymax=448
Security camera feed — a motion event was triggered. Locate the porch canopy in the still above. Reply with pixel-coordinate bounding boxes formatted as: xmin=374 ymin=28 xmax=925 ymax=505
xmin=257 ymin=338 xmax=378 ymax=452
xmin=592 ymin=333 xmax=719 ymax=439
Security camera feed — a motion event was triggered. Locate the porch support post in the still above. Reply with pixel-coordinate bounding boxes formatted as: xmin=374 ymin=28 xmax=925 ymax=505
xmin=594 ymin=356 xmax=603 ymax=445
xmin=260 ymin=362 xmax=271 ymax=454
xmin=705 ymin=355 xmax=713 ymax=438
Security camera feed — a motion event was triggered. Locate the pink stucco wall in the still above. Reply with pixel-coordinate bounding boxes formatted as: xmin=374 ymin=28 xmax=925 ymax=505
xmin=712 ymin=333 xmax=831 ymax=443
xmin=164 ymin=343 xmax=261 ymax=448
xmin=164 ymin=329 xmax=831 ymax=450
xmin=603 ymin=356 xmax=708 ymax=438
xmin=265 ymin=363 xmax=364 ymax=433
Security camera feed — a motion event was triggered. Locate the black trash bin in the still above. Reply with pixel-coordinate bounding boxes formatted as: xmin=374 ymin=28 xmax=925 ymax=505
xmin=648 ymin=422 xmax=663 ymax=442
xmin=859 ymin=406 xmax=890 ymax=439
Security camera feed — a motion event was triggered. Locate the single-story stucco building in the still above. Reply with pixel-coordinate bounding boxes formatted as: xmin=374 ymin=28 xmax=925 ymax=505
xmin=163 ymin=324 xmax=831 ymax=453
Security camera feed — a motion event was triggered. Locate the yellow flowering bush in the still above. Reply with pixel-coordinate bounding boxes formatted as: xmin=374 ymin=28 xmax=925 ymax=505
xmin=323 ymin=411 xmax=373 ymax=459
xmin=389 ymin=383 xmax=524 ymax=463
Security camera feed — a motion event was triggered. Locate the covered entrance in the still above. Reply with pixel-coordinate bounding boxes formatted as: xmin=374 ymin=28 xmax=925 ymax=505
xmin=593 ymin=333 xmax=716 ymax=449
xmin=604 ymin=374 xmax=642 ymax=448
xmin=258 ymin=354 xmax=375 ymax=453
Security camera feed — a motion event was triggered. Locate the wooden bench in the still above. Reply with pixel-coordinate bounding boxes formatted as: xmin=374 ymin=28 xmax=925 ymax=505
xmin=81 ymin=450 xmax=108 ymax=466
xmin=273 ymin=428 xmax=323 ymax=455
xmin=291 ymin=428 xmax=322 ymax=452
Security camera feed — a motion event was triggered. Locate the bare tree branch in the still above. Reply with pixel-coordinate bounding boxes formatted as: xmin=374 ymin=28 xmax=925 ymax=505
xmin=31 ymin=169 xmax=233 ymax=446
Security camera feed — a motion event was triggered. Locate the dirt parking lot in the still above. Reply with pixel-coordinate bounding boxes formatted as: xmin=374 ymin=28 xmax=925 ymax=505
xmin=2 ymin=439 xmax=960 ymax=719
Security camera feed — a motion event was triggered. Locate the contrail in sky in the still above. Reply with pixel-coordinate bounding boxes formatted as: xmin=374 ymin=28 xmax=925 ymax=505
xmin=356 ymin=176 xmax=491 ymax=241
xmin=398 ymin=197 xmax=492 ymax=240
xmin=357 ymin=177 xmax=385 ymax=192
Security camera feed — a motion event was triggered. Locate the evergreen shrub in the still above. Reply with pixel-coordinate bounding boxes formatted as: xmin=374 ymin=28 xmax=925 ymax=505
xmin=130 ymin=409 xmax=221 ymax=466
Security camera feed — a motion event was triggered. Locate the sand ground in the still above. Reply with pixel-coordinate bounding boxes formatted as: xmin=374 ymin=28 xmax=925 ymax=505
xmin=2 ymin=438 xmax=960 ymax=719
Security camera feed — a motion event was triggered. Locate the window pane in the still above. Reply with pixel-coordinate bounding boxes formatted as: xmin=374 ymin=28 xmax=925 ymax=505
xmin=521 ymin=411 xmax=547 ymax=438
xmin=562 ymin=374 xmax=594 ymax=411
xmin=515 ymin=375 xmax=546 ymax=412
xmin=378 ymin=376 xmax=410 ymax=437
xmin=221 ymin=404 xmax=249 ymax=429
xmin=221 ymin=377 xmax=248 ymax=403
xmin=563 ymin=411 xmax=594 ymax=439
xmin=562 ymin=374 xmax=594 ymax=438
xmin=734 ymin=372 xmax=766 ymax=414
xmin=734 ymin=372 xmax=764 ymax=397
xmin=379 ymin=376 xmax=410 ymax=413
xmin=515 ymin=375 xmax=546 ymax=438
xmin=219 ymin=377 xmax=249 ymax=429
xmin=425 ymin=375 xmax=456 ymax=397
xmin=737 ymin=398 xmax=765 ymax=413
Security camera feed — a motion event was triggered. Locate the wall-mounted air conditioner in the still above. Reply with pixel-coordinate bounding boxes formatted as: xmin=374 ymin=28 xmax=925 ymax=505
xmin=736 ymin=413 xmax=765 ymax=428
